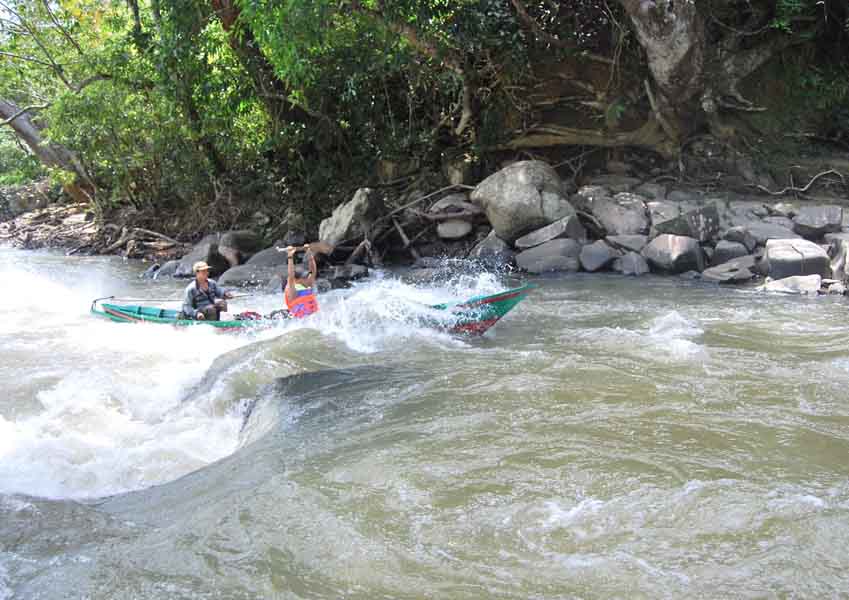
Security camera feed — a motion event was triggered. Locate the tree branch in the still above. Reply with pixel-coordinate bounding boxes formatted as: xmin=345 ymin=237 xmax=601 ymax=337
xmin=0 ymin=103 xmax=49 ymax=127
xmin=510 ymin=0 xmax=613 ymax=64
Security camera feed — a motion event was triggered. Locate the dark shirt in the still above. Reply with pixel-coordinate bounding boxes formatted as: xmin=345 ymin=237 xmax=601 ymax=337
xmin=182 ymin=278 xmax=226 ymax=317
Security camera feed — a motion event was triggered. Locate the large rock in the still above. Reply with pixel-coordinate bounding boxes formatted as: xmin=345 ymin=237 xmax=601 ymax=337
xmin=762 ymin=275 xmax=822 ymax=295
xmin=792 ymin=205 xmax=843 ymax=240
xmin=155 ymin=259 xmax=180 ymax=279
xmin=641 ymin=234 xmax=705 ymax=273
xmin=470 ymin=161 xmax=576 ymax=242
xmin=218 ymin=264 xmax=279 ymax=288
xmin=218 ymin=230 xmax=264 ymax=267
xmin=469 ymin=230 xmax=514 ymax=268
xmin=745 ymin=222 xmax=801 ymax=245
xmin=701 ymin=255 xmax=759 ymax=284
xmin=429 ymin=193 xmax=480 ymax=215
xmin=653 ymin=204 xmax=720 ymax=242
xmin=711 ymin=240 xmax=749 ymax=266
xmin=580 ymin=240 xmax=620 ymax=272
xmin=829 ymin=238 xmax=849 ymax=282
xmin=606 ymin=234 xmax=648 ymax=253
xmin=722 ymin=226 xmax=757 ymax=252
xmin=586 ymin=193 xmax=649 ymax=236
xmin=616 ymin=251 xmax=650 ymax=276
xmin=514 ymin=215 xmax=586 ymax=249
xmin=174 ymin=234 xmax=230 ymax=278
xmin=763 ymin=238 xmax=831 ymax=280
xmin=244 ymin=245 xmax=288 ymax=268
xmin=318 ymin=188 xmax=385 ymax=246
xmin=437 ymin=219 xmax=473 ymax=240
xmin=515 ymin=238 xmax=581 ymax=273
xmin=585 ymin=175 xmax=640 ymax=193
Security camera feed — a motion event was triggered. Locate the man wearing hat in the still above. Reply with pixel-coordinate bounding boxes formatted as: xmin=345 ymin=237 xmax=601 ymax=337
xmin=181 ymin=261 xmax=233 ymax=320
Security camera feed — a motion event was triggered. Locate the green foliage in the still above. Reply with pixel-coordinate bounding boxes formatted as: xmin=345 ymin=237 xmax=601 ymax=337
xmin=0 ymin=131 xmax=44 ymax=185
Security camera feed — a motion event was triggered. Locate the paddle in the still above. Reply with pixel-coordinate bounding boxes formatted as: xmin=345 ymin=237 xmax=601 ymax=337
xmin=274 ymin=240 xmax=335 ymax=255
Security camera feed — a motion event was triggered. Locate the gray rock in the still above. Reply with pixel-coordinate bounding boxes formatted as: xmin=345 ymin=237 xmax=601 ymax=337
xmin=244 ymin=246 xmax=289 ymax=268
xmin=328 ymin=264 xmax=369 ymax=282
xmin=769 ymin=202 xmax=797 ymax=217
xmin=585 ymin=175 xmax=641 ymax=193
xmin=792 ymin=205 xmax=843 ymax=240
xmin=641 ymin=234 xmax=705 ymax=274
xmin=514 ymin=215 xmax=586 ymax=249
xmin=155 ymin=260 xmax=179 ymax=279
xmin=763 ymin=238 xmax=831 ymax=279
xmin=701 ymin=255 xmax=759 ymax=284
xmin=824 ymin=232 xmax=849 ymax=244
xmin=470 ymin=161 xmax=576 ymax=242
xmin=218 ymin=264 xmax=279 ymax=288
xmin=618 ymin=251 xmax=650 ymax=276
xmin=175 ymin=234 xmax=230 ymax=278
xmin=744 ymin=221 xmax=801 ymax=245
xmin=318 ymin=188 xmax=385 ymax=246
xmin=829 ymin=238 xmax=849 ymax=281
xmin=762 ymin=216 xmax=795 ymax=230
xmin=633 ymin=182 xmax=667 ymax=200
xmin=722 ymin=226 xmax=758 ymax=252
xmin=762 ymin=274 xmax=822 ymax=295
xmin=606 ymin=234 xmax=648 ymax=253
xmin=437 ymin=219 xmax=473 ymax=240
xmin=653 ymin=203 xmax=720 ymax=242
xmin=515 ymin=238 xmax=581 ymax=274
xmin=580 ymin=240 xmax=620 ymax=272
xmin=587 ymin=193 xmax=649 ymax=236
xmin=429 ymin=193 xmax=478 ymax=214
xmin=469 ymin=230 xmax=515 ymax=268
xmin=828 ymin=282 xmax=846 ymax=295
xmin=712 ymin=240 xmax=749 ymax=266
xmin=140 ymin=263 xmax=161 ymax=279
xmin=219 ymin=230 xmax=264 ymax=267
xmin=402 ymin=266 xmax=457 ymax=285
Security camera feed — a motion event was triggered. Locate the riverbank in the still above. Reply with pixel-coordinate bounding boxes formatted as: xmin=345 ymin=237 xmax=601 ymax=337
xmin=2 ymin=160 xmax=849 ymax=296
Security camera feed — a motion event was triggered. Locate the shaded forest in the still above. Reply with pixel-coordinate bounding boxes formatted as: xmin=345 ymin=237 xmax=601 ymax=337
xmin=1 ymin=0 xmax=848 ymax=239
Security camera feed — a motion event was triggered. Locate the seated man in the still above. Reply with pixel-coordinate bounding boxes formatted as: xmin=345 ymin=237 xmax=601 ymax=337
xmin=283 ymin=245 xmax=319 ymax=318
xmin=182 ymin=261 xmax=233 ymax=320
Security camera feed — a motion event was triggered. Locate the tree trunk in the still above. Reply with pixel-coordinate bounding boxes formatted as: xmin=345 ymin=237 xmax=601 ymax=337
xmin=0 ymin=99 xmax=95 ymax=202
xmin=618 ymin=0 xmax=707 ymax=146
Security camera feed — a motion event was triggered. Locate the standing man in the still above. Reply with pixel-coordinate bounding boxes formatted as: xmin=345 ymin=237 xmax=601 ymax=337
xmin=284 ymin=245 xmax=319 ymax=318
xmin=182 ymin=261 xmax=233 ymax=320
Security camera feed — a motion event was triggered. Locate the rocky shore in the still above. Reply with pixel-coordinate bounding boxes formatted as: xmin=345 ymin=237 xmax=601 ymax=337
xmin=2 ymin=160 xmax=849 ymax=297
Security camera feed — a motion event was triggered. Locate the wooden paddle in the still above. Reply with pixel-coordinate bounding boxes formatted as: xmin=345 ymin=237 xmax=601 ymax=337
xmin=274 ymin=240 xmax=335 ymax=255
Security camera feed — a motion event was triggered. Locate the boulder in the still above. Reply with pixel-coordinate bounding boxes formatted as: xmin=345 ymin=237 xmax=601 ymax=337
xmin=585 ymin=175 xmax=640 ymax=193
xmin=633 ymin=182 xmax=667 ymax=200
xmin=792 ymin=205 xmax=843 ymax=240
xmin=318 ymin=188 xmax=385 ymax=246
xmin=606 ymin=234 xmax=648 ymax=253
xmin=328 ymin=264 xmax=369 ymax=283
xmin=587 ymin=193 xmax=649 ymax=236
xmin=429 ymin=193 xmax=480 ymax=214
xmin=701 ymin=255 xmax=759 ymax=284
xmin=514 ymin=215 xmax=586 ymax=249
xmin=617 ymin=251 xmax=650 ymax=276
xmin=244 ymin=246 xmax=288 ymax=268
xmin=515 ymin=238 xmax=581 ymax=274
xmin=763 ymin=238 xmax=831 ymax=279
xmin=829 ymin=238 xmax=849 ymax=281
xmin=653 ymin=203 xmax=720 ymax=242
xmin=762 ymin=274 xmax=822 ymax=295
xmin=762 ymin=216 xmax=795 ymax=230
xmin=174 ymin=234 xmax=230 ymax=278
xmin=744 ymin=221 xmax=801 ymax=245
xmin=437 ymin=219 xmax=473 ymax=240
xmin=470 ymin=161 xmax=576 ymax=242
xmin=155 ymin=259 xmax=179 ymax=279
xmin=641 ymin=234 xmax=705 ymax=273
xmin=711 ymin=240 xmax=749 ymax=266
xmin=218 ymin=264 xmax=279 ymax=288
xmin=580 ymin=240 xmax=620 ymax=272
xmin=722 ymin=226 xmax=758 ymax=252
xmin=469 ymin=230 xmax=515 ymax=268
xmin=218 ymin=230 xmax=264 ymax=267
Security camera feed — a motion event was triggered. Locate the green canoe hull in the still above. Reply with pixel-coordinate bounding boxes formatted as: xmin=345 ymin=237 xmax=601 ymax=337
xmin=90 ymin=284 xmax=534 ymax=335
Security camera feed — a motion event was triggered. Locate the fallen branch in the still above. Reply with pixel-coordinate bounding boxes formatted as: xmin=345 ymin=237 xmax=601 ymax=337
xmin=392 ymin=217 xmax=422 ymax=261
xmin=376 ymin=183 xmax=476 ymax=225
xmin=754 ymin=169 xmax=845 ymax=196
xmin=132 ymin=227 xmax=181 ymax=245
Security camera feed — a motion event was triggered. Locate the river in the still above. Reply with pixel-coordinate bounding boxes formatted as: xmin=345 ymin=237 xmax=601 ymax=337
xmin=2 ymin=247 xmax=849 ymax=598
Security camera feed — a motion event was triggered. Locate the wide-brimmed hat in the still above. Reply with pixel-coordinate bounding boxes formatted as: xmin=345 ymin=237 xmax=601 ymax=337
xmin=193 ymin=261 xmax=211 ymax=273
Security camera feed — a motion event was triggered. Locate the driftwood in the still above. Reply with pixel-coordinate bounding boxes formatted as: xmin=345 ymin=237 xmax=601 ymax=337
xmin=392 ymin=217 xmax=421 ymax=261
xmin=754 ymin=169 xmax=845 ymax=196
